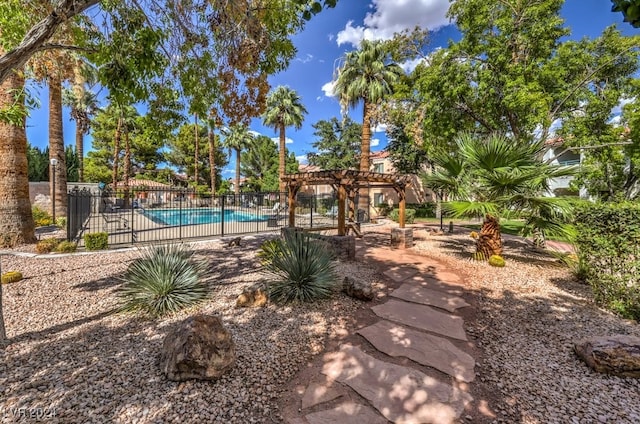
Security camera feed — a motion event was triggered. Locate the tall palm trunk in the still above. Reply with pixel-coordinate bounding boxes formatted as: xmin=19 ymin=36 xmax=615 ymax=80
xmin=278 ymin=122 xmax=286 ymax=203
xmin=49 ymin=74 xmax=67 ymax=221
xmin=194 ymin=114 xmax=199 ymax=186
xmin=358 ymin=101 xmax=373 ymax=219
xmin=0 ymin=70 xmax=35 ymax=246
xmin=73 ymin=65 xmax=86 ymax=182
xmin=476 ymin=214 xmax=503 ymax=258
xmin=112 ymin=117 xmax=122 ymax=189
xmin=234 ymin=148 xmax=241 ymax=197
xmin=208 ymin=117 xmax=216 ymax=195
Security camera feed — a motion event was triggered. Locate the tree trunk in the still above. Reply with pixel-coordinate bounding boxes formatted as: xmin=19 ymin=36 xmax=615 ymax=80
xmin=73 ymin=64 xmax=85 ymax=182
xmin=358 ymin=101 xmax=373 ymax=219
xmin=234 ymin=148 xmax=241 ymax=197
xmin=0 ymin=269 xmax=6 ymax=343
xmin=208 ymin=118 xmax=216 ymax=195
xmin=532 ymin=226 xmax=547 ymax=249
xmin=112 ymin=117 xmax=122 ymax=189
xmin=0 ymin=71 xmax=36 ymax=246
xmin=49 ymin=73 xmax=67 ymax=221
xmin=194 ymin=114 xmax=199 ymax=186
xmin=278 ymin=123 xmax=286 ymax=203
xmin=476 ymin=214 xmax=503 ymax=259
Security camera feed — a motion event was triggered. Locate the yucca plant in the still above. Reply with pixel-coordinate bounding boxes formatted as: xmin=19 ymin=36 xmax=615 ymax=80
xmin=118 ymin=243 xmax=208 ymax=317
xmin=263 ymin=232 xmax=338 ymax=304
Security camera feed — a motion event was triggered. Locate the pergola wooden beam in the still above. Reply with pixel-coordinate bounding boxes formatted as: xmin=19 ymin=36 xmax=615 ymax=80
xmin=282 ymin=169 xmax=411 ymax=236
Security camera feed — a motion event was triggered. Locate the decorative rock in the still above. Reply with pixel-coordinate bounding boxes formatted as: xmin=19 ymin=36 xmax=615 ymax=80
xmin=160 ymin=315 xmax=236 ymax=381
xmin=322 ymin=344 xmax=472 ymax=423
xmin=574 ymin=335 xmax=640 ymax=378
xmin=383 ymin=266 xmax=419 ymax=283
xmin=236 ymin=284 xmax=268 ymax=307
xmin=342 ymin=276 xmax=374 ymax=301
xmin=391 ymin=228 xmax=414 ymax=249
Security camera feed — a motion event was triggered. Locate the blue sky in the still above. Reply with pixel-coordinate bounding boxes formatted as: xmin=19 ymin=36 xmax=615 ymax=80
xmin=25 ymin=0 xmax=636 ymax=177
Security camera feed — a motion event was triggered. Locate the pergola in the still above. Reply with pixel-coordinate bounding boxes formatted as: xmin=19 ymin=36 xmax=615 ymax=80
xmin=281 ymin=170 xmax=411 ymax=236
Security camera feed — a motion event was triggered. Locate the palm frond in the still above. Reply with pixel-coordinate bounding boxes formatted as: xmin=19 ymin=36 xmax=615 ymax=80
xmin=443 ymin=201 xmax=499 ymax=218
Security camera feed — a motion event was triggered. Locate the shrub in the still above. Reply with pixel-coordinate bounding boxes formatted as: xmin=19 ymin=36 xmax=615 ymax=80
xmin=84 ymin=232 xmax=108 ymax=251
xmin=32 ymin=206 xmax=53 ymax=227
xmin=35 ymin=238 xmax=60 ymax=254
xmin=408 ymin=202 xmax=436 ymax=218
xmin=118 ymin=243 xmax=208 ymax=317
xmin=55 ymin=217 xmax=67 ymax=228
xmin=1 ymin=271 xmax=23 ymax=284
xmin=54 ymin=241 xmax=77 ymax=253
xmin=575 ymin=202 xmax=640 ymax=320
xmin=257 ymin=238 xmax=282 ymax=265
xmin=262 ymin=231 xmax=338 ymax=304
xmin=388 ymin=208 xmax=416 ymax=224
xmin=488 ymin=255 xmax=506 ymax=267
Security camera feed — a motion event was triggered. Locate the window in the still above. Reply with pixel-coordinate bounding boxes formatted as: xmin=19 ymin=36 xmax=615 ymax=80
xmin=373 ymin=163 xmax=384 ymax=173
xmin=374 ymin=193 xmax=384 ymax=206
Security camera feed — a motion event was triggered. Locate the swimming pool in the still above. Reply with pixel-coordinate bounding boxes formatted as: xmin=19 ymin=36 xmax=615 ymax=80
xmin=142 ymin=208 xmax=269 ymax=226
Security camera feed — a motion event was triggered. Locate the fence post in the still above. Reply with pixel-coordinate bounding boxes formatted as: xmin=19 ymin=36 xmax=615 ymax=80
xmin=179 ymin=191 xmax=183 ymax=240
xmin=221 ymin=195 xmax=225 ymax=237
xmin=131 ymin=189 xmax=135 ymax=244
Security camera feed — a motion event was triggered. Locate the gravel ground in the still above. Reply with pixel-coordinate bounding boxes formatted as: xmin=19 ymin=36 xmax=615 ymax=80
xmin=0 ymin=235 xmax=372 ymax=423
xmin=411 ymin=226 xmax=640 ymax=424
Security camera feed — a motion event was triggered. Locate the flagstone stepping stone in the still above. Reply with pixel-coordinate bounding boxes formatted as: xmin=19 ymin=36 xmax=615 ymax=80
xmin=404 ymin=275 xmax=465 ymax=296
xmin=384 ymin=266 xmax=419 ymax=282
xmin=322 ymin=344 xmax=472 ymax=424
xmin=390 ymin=284 xmax=470 ymax=312
xmin=305 ymin=401 xmax=388 ymax=424
xmin=301 ymin=382 xmax=345 ymax=409
xmin=372 ymin=299 xmax=467 ymax=341
xmin=357 ymin=320 xmax=475 ymax=382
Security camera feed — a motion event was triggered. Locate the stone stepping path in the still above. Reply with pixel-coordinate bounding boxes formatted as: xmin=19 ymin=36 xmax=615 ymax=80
xmin=321 ymin=344 xmax=472 ymax=424
xmin=357 ymin=320 xmax=475 ymax=383
xmin=372 ymin=299 xmax=467 ymax=341
xmin=298 ymin=248 xmax=476 ymax=424
xmin=390 ymin=284 xmax=470 ymax=312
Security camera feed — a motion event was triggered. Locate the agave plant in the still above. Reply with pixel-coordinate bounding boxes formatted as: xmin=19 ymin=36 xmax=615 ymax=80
xmin=119 ymin=243 xmax=208 ymax=317
xmin=262 ymin=232 xmax=338 ymax=304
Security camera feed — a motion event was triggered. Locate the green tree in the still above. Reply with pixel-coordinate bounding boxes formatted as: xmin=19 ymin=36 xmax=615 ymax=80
xmin=385 ymin=124 xmax=429 ymax=174
xmin=27 ymin=143 xmax=49 ymax=181
xmin=262 ymin=86 xmax=307 ymax=194
xmin=307 ymin=117 xmax=361 ymax=170
xmin=423 ymin=133 xmax=575 ymax=257
xmin=612 ymin=0 xmax=640 ymax=27
xmin=222 ymin=124 xmax=253 ymax=196
xmin=241 ymin=135 xmax=298 ymax=192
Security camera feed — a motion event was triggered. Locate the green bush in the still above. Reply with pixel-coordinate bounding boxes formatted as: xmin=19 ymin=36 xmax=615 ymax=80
xmin=54 ymin=241 xmax=77 ymax=253
xmin=575 ymin=202 xmax=640 ymax=320
xmin=84 ymin=232 xmax=108 ymax=251
xmin=32 ymin=206 xmax=53 ymax=227
xmin=408 ymin=202 xmax=436 ymax=218
xmin=55 ymin=217 xmax=67 ymax=228
xmin=388 ymin=208 xmax=416 ymax=224
xmin=257 ymin=238 xmax=282 ymax=265
xmin=488 ymin=255 xmax=506 ymax=267
xmin=262 ymin=231 xmax=338 ymax=304
xmin=1 ymin=271 xmax=23 ymax=284
xmin=118 ymin=243 xmax=208 ymax=317
xmin=35 ymin=238 xmax=60 ymax=253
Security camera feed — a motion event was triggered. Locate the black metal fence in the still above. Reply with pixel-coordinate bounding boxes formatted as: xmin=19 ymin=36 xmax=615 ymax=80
xmin=66 ymin=188 xmax=354 ymax=248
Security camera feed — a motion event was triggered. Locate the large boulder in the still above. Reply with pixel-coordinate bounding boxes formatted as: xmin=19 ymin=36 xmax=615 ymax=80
xmin=160 ymin=315 xmax=236 ymax=381
xmin=342 ymin=276 xmax=374 ymax=301
xmin=574 ymin=335 xmax=640 ymax=378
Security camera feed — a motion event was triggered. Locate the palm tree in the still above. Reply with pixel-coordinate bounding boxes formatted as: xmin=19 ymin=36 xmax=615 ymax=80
xmin=222 ymin=124 xmax=253 ymax=196
xmin=423 ymin=133 xmax=575 ymax=259
xmin=49 ymin=71 xmax=67 ymax=221
xmin=262 ymin=86 xmax=307 ymax=196
xmin=63 ymin=62 xmax=98 ymax=182
xmin=0 ymin=68 xmax=36 ymax=246
xmin=334 ymin=40 xmax=403 ymax=212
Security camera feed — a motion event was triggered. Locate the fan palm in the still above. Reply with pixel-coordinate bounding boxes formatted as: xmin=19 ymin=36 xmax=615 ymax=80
xmin=222 ymin=124 xmax=254 ymax=196
xmin=262 ymin=86 xmax=307 ymax=197
xmin=423 ymin=133 xmax=576 ymax=258
xmin=334 ymin=40 xmax=403 ymax=211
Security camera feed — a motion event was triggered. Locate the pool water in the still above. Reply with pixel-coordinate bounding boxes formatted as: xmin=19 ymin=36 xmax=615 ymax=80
xmin=142 ymin=208 xmax=269 ymax=226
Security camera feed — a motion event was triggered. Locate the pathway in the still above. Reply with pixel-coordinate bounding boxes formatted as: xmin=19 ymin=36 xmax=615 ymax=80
xmin=290 ymin=243 xmax=477 ymax=424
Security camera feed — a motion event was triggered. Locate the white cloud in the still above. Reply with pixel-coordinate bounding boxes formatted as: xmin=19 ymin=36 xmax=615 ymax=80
xmin=222 ymin=168 xmax=234 ymax=175
xmin=271 ymin=137 xmax=294 ymax=144
xmin=296 ymin=155 xmax=308 ymax=164
xmin=400 ymin=57 xmax=427 ymax=72
xmin=248 ymin=130 xmax=261 ymax=137
xmin=371 ymin=138 xmax=380 ymax=147
xmin=337 ymin=0 xmax=451 ymax=47
xmin=372 ymin=123 xmax=387 ymax=133
xmin=328 ymin=33 xmax=335 ymax=42
xmin=321 ymin=80 xmax=336 ymax=97
xmin=295 ymin=53 xmax=314 ymax=64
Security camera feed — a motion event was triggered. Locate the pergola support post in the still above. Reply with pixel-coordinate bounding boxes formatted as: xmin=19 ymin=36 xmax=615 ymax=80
xmin=337 ymin=185 xmax=347 ymax=236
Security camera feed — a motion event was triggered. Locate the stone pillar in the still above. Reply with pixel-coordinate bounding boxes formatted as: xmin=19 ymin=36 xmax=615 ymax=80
xmin=391 ymin=228 xmax=413 ymax=249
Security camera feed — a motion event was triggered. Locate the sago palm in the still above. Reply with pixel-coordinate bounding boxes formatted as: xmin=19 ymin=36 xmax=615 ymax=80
xmin=262 ymin=86 xmax=307 ymax=196
xmin=423 ymin=133 xmax=575 ymax=258
xmin=222 ymin=124 xmax=254 ymax=196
